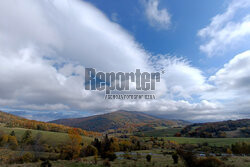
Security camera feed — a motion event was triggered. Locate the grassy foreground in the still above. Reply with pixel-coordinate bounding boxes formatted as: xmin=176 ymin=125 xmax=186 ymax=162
xmin=162 ymin=137 xmax=250 ymax=146
xmin=0 ymin=124 xmax=93 ymax=146
xmin=2 ymin=152 xmax=250 ymax=167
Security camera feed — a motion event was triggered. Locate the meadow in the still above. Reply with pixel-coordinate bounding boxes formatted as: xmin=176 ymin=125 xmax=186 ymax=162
xmin=0 ymin=124 xmax=93 ymax=146
xmin=162 ymin=137 xmax=250 ymax=147
xmin=136 ymin=127 xmax=182 ymax=137
xmin=1 ymin=123 xmax=250 ymax=167
xmin=2 ymin=151 xmax=250 ymax=167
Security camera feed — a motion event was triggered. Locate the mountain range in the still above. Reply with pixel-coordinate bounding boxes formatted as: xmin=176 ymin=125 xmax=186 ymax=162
xmin=50 ymin=110 xmax=187 ymax=132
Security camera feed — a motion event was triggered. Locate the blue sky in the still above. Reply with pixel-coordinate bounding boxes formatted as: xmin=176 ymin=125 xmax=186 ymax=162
xmin=85 ymin=0 xmax=232 ymax=72
xmin=0 ymin=0 xmax=250 ymax=122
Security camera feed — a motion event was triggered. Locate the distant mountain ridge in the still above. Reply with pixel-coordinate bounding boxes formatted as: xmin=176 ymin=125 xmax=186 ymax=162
xmin=50 ymin=110 xmax=186 ymax=132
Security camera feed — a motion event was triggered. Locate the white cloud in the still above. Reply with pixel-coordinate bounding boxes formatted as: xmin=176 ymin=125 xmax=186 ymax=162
xmin=149 ymin=56 xmax=212 ymax=99
xmin=198 ymin=0 xmax=250 ymax=56
xmin=197 ymin=50 xmax=250 ymax=121
xmin=0 ymin=0 xmax=249 ymax=122
xmin=144 ymin=0 xmax=171 ymax=30
xmin=204 ymin=50 xmax=250 ymax=100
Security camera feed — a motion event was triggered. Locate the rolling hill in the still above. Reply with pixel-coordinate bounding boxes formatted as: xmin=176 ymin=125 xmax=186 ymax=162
xmin=181 ymin=119 xmax=250 ymax=138
xmin=50 ymin=110 xmax=186 ymax=132
xmin=0 ymin=110 xmax=100 ymax=137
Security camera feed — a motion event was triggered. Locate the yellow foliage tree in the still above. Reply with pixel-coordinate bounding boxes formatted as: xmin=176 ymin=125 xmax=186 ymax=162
xmin=68 ymin=128 xmax=82 ymax=159
xmin=8 ymin=135 xmax=18 ymax=150
xmin=0 ymin=134 xmax=9 ymax=146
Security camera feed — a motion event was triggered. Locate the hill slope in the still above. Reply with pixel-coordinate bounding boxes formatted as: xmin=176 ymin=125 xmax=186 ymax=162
xmin=181 ymin=119 xmax=250 ymax=138
xmin=50 ymin=110 xmax=184 ymax=132
xmin=0 ymin=110 xmax=100 ymax=136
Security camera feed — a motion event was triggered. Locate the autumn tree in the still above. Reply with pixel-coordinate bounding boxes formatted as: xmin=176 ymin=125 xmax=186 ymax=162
xmin=0 ymin=134 xmax=8 ymax=146
xmin=21 ymin=130 xmax=33 ymax=145
xmin=8 ymin=135 xmax=18 ymax=150
xmin=81 ymin=145 xmax=98 ymax=157
xmin=61 ymin=128 xmax=83 ymax=159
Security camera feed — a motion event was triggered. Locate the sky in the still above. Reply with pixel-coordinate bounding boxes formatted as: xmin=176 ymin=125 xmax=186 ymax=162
xmin=0 ymin=0 xmax=250 ymax=122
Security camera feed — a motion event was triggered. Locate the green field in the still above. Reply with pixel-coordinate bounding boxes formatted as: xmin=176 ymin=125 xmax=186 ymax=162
xmin=163 ymin=137 xmax=250 ymax=146
xmin=3 ymin=152 xmax=250 ymax=167
xmin=0 ymin=124 xmax=93 ymax=146
xmin=136 ymin=127 xmax=182 ymax=137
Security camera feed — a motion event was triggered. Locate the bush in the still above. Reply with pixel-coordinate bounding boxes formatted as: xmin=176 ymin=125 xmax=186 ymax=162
xmin=231 ymin=142 xmax=250 ymax=154
xmin=101 ymin=151 xmax=117 ymax=161
xmin=21 ymin=130 xmax=33 ymax=145
xmin=103 ymin=160 xmax=111 ymax=167
xmin=196 ymin=157 xmax=223 ymax=167
xmin=172 ymin=152 xmax=178 ymax=164
xmin=82 ymin=145 xmax=98 ymax=157
xmin=146 ymin=154 xmax=151 ymax=162
xmin=0 ymin=134 xmax=8 ymax=146
xmin=60 ymin=145 xmax=74 ymax=160
xmin=8 ymin=135 xmax=18 ymax=150
xmin=177 ymin=149 xmax=223 ymax=167
xmin=107 ymin=152 xmax=117 ymax=161
xmin=22 ymin=152 xmax=34 ymax=163
xmin=41 ymin=160 xmax=52 ymax=167
xmin=177 ymin=149 xmax=197 ymax=167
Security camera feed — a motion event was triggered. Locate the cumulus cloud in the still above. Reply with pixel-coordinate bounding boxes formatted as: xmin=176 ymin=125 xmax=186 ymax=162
xmin=0 ymin=0 xmax=249 ymax=122
xmin=204 ymin=50 xmax=250 ymax=100
xmin=197 ymin=50 xmax=250 ymax=121
xmin=149 ymin=56 xmax=212 ymax=99
xmin=143 ymin=0 xmax=171 ymax=30
xmin=198 ymin=0 xmax=250 ymax=56
xmin=0 ymin=0 xmax=149 ymax=72
xmin=0 ymin=0 xmax=147 ymax=113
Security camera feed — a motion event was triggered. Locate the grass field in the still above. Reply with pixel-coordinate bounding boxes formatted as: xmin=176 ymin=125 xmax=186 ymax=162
xmin=3 ymin=152 xmax=250 ymax=167
xmin=137 ymin=127 xmax=182 ymax=137
xmin=0 ymin=124 xmax=93 ymax=146
xmin=163 ymin=137 xmax=250 ymax=146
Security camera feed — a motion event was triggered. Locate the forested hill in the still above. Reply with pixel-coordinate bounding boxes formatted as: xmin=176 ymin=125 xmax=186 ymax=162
xmin=181 ymin=119 xmax=250 ymax=138
xmin=0 ymin=111 xmax=100 ymax=137
xmin=50 ymin=110 xmax=186 ymax=132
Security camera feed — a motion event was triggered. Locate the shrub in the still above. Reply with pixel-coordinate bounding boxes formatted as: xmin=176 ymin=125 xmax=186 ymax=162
xmin=106 ymin=151 xmax=117 ymax=161
xmin=0 ymin=134 xmax=8 ymax=146
xmin=60 ymin=145 xmax=74 ymax=160
xmin=10 ymin=131 xmax=15 ymax=136
xmin=82 ymin=145 xmax=98 ymax=157
xmin=177 ymin=149 xmax=197 ymax=167
xmin=101 ymin=151 xmax=117 ymax=161
xmin=21 ymin=130 xmax=33 ymax=145
xmin=8 ymin=135 xmax=18 ymax=150
xmin=172 ymin=152 xmax=178 ymax=164
xmin=196 ymin=157 xmax=223 ymax=167
xmin=40 ymin=160 xmax=52 ymax=167
xmin=103 ymin=160 xmax=111 ymax=167
xmin=22 ymin=152 xmax=34 ymax=163
xmin=146 ymin=154 xmax=151 ymax=162
xmin=177 ymin=148 xmax=223 ymax=167
xmin=231 ymin=142 xmax=250 ymax=154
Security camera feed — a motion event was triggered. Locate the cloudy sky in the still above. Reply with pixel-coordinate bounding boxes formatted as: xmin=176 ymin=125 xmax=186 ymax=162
xmin=0 ymin=0 xmax=250 ymax=122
